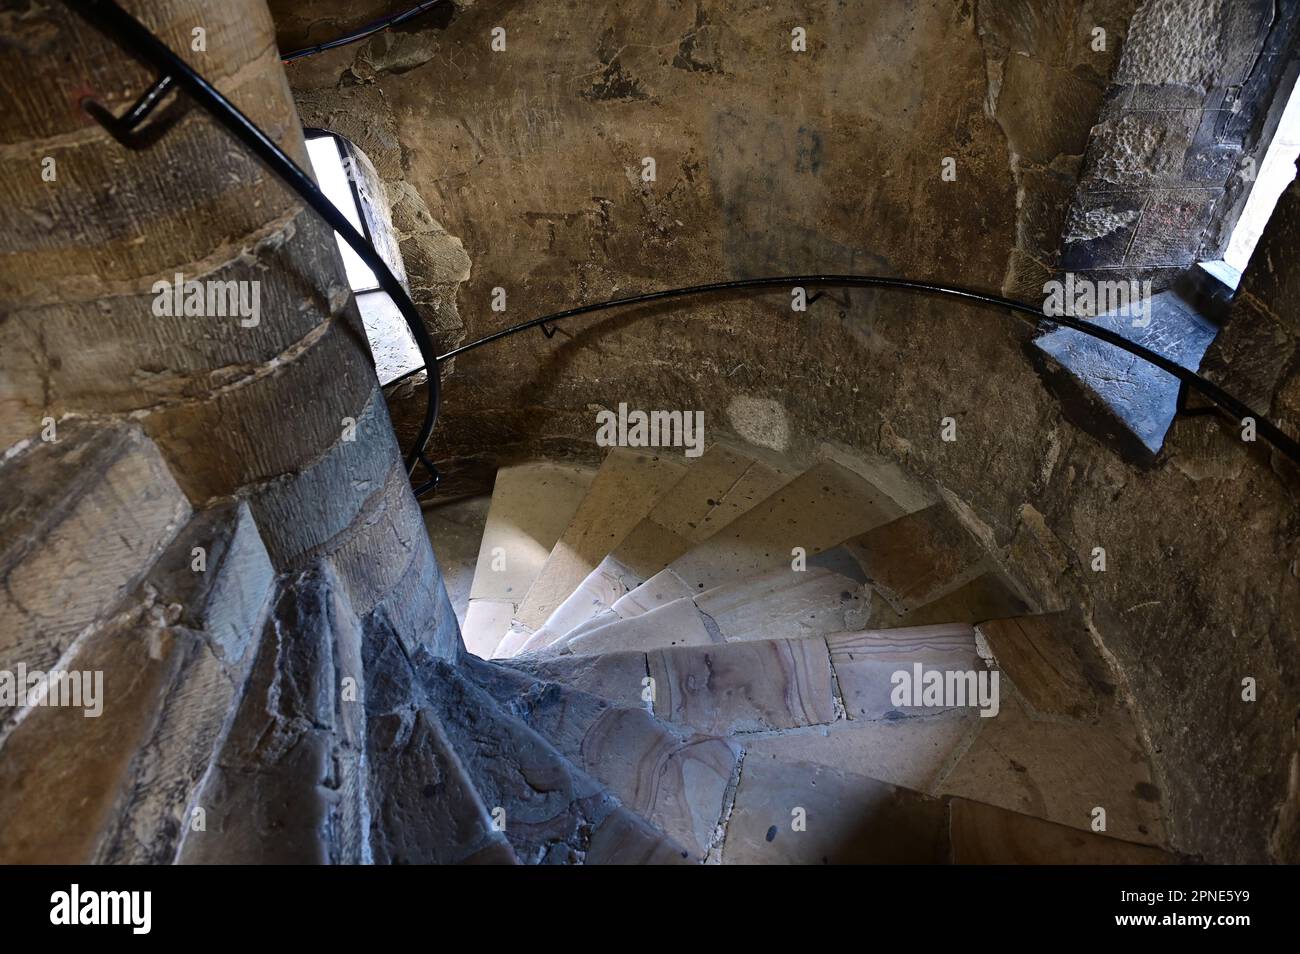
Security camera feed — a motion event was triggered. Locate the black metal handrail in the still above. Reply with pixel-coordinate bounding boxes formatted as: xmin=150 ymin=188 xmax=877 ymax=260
xmin=66 ymin=0 xmax=1300 ymax=493
xmin=393 ymin=276 xmax=1300 ymax=469
xmin=280 ymin=0 xmax=447 ymax=63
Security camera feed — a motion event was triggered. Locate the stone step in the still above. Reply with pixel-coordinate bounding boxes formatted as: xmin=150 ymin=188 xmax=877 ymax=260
xmin=648 ymin=638 xmax=839 ymax=736
xmin=419 ymin=494 xmax=492 ymax=628
xmin=463 ymin=656 xmax=739 ymax=861
xmin=545 ymin=503 xmax=998 ymax=658
xmin=934 ymin=695 xmax=1166 ymax=846
xmin=0 ymin=421 xmax=192 ymax=678
xmin=523 ymin=620 xmax=1163 ymax=847
xmin=832 ymin=503 xmax=995 ymax=615
xmin=361 ymin=623 xmax=518 ymax=864
xmin=722 ymin=757 xmax=952 ymax=863
xmin=948 ymin=797 xmax=1177 ymax=864
xmin=575 ymin=459 xmax=907 ymax=631
xmin=975 ymin=611 xmax=1121 ymax=721
xmin=868 ymin=571 xmax=1032 ymax=629
xmin=460 ymin=461 xmax=594 ymax=658
xmin=825 ymin=624 xmax=987 ymax=721
xmin=178 ymin=563 xmax=369 ymax=864
xmin=0 ymin=501 xmax=275 ymax=864
xmin=496 ymin=449 xmax=688 ymax=656
xmin=720 ymin=752 xmax=1179 ymax=864
xmin=555 ymin=563 xmax=871 ymax=657
xmin=414 ymin=654 xmax=691 ymax=864
xmin=519 ymin=442 xmax=793 ymax=652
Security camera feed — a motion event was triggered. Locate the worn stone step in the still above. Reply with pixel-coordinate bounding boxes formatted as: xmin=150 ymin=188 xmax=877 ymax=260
xmin=463 ymin=656 xmax=739 ymax=861
xmin=975 ymin=611 xmax=1121 ymax=721
xmin=521 ymin=443 xmax=793 ymax=652
xmin=419 ymin=494 xmax=492 ymax=628
xmin=934 ymin=695 xmax=1166 ymax=846
xmin=869 ymin=571 xmax=1033 ymax=629
xmin=599 ymin=459 xmax=905 ymax=624
xmin=556 ymin=563 xmax=871 ymax=657
xmin=825 ymin=624 xmax=988 ymax=721
xmin=413 ymin=654 xmax=690 ymax=864
xmin=496 ymin=449 xmax=688 ymax=657
xmin=547 ymin=505 xmax=994 ymax=659
xmin=721 ymin=750 xmax=1179 ymax=864
xmin=648 ymin=637 xmax=838 ymax=736
xmin=722 ymin=757 xmax=951 ymax=863
xmin=461 ymin=461 xmax=594 ymax=658
xmin=0 ymin=421 xmax=192 ymax=678
xmin=833 ymin=503 xmax=994 ymax=615
xmin=0 ymin=501 xmax=274 ymax=864
xmin=178 ymin=563 xmax=368 ymax=864
xmin=362 ymin=607 xmax=518 ymax=864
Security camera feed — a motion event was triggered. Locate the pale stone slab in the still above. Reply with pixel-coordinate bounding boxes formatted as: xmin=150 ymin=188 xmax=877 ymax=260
xmin=743 ymin=711 xmax=978 ymax=793
xmin=517 ymin=448 xmax=687 ymax=626
xmin=694 ymin=564 xmax=871 ymax=642
xmin=949 ymin=798 xmax=1177 ymax=864
xmin=565 ymin=596 xmax=718 ymax=656
xmin=826 ymin=624 xmax=986 ymax=720
xmin=648 ymin=638 xmax=836 ymax=735
xmin=461 ymin=599 xmax=517 ymax=660
xmin=562 ymin=564 xmax=869 ymax=656
xmin=526 ymin=443 xmax=792 ymax=648
xmin=624 ymin=441 xmax=795 ymax=569
xmin=613 ymin=460 xmax=903 ymax=619
xmin=936 ymin=698 xmax=1167 ymax=845
xmin=461 ymin=461 xmax=593 ymax=657
xmin=468 ymin=461 xmax=594 ymax=603
xmin=420 ymin=494 xmax=491 ymax=627
xmin=502 ymin=449 xmax=687 ymax=654
xmin=722 ymin=757 xmax=950 ymax=864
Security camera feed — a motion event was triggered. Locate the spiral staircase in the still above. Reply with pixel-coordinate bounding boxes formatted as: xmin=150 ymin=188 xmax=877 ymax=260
xmin=0 ymin=423 xmax=1186 ymax=865
xmin=415 ymin=441 xmax=1181 ymax=864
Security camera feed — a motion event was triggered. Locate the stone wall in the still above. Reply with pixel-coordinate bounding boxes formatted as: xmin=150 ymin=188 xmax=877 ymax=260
xmin=1062 ymin=0 xmax=1300 ymax=273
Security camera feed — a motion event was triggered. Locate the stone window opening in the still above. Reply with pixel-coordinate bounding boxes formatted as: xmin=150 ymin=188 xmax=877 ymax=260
xmin=304 ymin=129 xmax=423 ymax=385
xmin=1034 ymin=4 xmax=1300 ymax=462
xmin=1219 ymin=72 xmax=1300 ymax=281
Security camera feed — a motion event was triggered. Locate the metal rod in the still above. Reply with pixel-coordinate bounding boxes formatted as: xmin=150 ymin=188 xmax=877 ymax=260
xmin=394 ymin=275 xmax=1299 ymax=466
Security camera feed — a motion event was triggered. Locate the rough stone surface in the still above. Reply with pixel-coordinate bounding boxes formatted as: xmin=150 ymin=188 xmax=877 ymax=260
xmin=465 ymin=657 xmax=738 ymax=860
xmin=180 ymin=565 xmax=368 ymax=864
xmin=648 ymin=637 xmax=836 ymax=735
xmin=0 ymin=422 xmax=192 ymax=677
xmin=723 ymin=757 xmax=950 ymax=864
